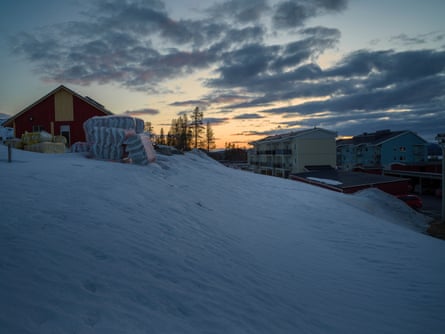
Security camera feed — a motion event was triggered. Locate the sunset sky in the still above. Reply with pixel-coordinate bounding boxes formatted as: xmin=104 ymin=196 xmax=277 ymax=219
xmin=1 ymin=0 xmax=444 ymax=148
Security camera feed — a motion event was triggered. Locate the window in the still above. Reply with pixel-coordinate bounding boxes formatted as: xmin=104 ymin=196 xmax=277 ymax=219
xmin=400 ymin=146 xmax=406 ymax=152
xmin=32 ymin=125 xmax=44 ymax=132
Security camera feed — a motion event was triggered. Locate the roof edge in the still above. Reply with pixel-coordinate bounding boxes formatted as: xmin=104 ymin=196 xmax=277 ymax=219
xmin=3 ymin=85 xmax=113 ymax=126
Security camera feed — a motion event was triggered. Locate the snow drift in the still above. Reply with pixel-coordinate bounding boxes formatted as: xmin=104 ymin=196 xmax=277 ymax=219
xmin=0 ymin=145 xmax=444 ymax=334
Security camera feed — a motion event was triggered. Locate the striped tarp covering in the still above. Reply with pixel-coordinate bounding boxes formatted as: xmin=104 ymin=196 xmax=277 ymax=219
xmin=82 ymin=115 xmax=156 ymax=164
xmin=125 ymin=134 xmax=156 ymax=165
xmin=83 ymin=115 xmax=143 ymax=143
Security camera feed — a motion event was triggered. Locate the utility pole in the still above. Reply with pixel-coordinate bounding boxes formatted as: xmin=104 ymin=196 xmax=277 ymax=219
xmin=436 ymin=133 xmax=445 ymax=224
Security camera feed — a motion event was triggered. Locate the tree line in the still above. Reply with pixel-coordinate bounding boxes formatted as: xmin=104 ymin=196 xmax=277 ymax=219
xmin=145 ymin=107 xmax=216 ymax=152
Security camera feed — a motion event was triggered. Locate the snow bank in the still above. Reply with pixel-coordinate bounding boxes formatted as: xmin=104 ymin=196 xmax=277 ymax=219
xmin=0 ymin=146 xmax=444 ymax=334
xmin=348 ymin=188 xmax=431 ymax=231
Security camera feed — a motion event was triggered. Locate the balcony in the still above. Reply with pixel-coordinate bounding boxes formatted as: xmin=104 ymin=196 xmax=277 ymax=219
xmin=275 ymin=149 xmax=292 ymax=155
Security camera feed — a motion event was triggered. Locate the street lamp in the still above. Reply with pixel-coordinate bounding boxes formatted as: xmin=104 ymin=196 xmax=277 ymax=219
xmin=436 ymin=133 xmax=445 ymax=224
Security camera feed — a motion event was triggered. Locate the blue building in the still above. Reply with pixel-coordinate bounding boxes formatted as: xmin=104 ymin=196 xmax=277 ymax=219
xmin=337 ymin=130 xmax=428 ymax=170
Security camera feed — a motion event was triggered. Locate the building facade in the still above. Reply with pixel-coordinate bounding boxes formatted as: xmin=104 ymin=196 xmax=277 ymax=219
xmin=336 ymin=130 xmax=428 ymax=171
xmin=3 ymin=85 xmax=112 ymax=146
xmin=248 ymin=128 xmax=337 ymax=177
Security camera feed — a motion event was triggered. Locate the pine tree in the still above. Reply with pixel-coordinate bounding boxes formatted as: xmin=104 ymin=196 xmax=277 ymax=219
xmin=168 ymin=118 xmax=179 ymax=147
xmin=205 ymin=121 xmax=216 ymax=151
xmin=190 ymin=107 xmax=204 ymax=149
xmin=178 ymin=115 xmax=189 ymax=151
xmin=159 ymin=128 xmax=165 ymax=145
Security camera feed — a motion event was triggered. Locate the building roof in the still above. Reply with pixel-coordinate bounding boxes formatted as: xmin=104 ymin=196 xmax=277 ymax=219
xmin=290 ymin=169 xmax=408 ymax=192
xmin=249 ymin=127 xmax=337 ymax=145
xmin=336 ymin=129 xmax=427 ymax=146
xmin=3 ymin=85 xmax=112 ymax=126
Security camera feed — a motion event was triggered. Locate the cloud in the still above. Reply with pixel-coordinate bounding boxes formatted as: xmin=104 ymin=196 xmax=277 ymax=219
xmin=205 ymin=93 xmax=251 ymax=105
xmin=10 ymin=1 xmax=224 ymax=91
xmin=10 ymin=0 xmax=344 ymax=94
xmin=272 ymin=0 xmax=348 ymax=29
xmin=124 ymin=108 xmax=160 ymax=116
xmin=390 ymin=31 xmax=445 ymax=47
xmin=207 ymin=0 xmax=269 ymax=23
xmin=240 ymin=48 xmax=445 ymax=138
xmin=169 ymin=100 xmax=205 ymax=107
xmin=224 ymin=49 xmax=445 ymax=115
xmin=231 ymin=130 xmax=266 ymax=136
xmin=232 ymin=113 xmax=265 ymax=120
xmin=207 ymin=27 xmax=340 ymax=90
xmin=8 ymin=0 xmax=444 ymax=142
xmin=203 ymin=117 xmax=230 ymax=125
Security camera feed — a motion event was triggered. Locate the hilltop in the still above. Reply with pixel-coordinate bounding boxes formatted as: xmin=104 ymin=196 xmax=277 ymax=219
xmin=0 ymin=146 xmax=444 ymax=334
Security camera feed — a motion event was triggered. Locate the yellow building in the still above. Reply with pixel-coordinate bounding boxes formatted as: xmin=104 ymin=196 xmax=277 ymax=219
xmin=248 ymin=128 xmax=337 ymax=178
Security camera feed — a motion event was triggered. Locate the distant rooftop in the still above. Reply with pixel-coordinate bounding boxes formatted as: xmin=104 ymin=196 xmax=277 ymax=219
xmin=337 ymin=129 xmax=426 ymax=146
xmin=250 ymin=127 xmax=336 ymax=145
xmin=290 ymin=168 xmax=410 ymax=194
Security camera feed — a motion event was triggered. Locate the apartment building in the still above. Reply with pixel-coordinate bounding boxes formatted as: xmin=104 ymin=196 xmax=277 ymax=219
xmin=336 ymin=130 xmax=428 ymax=171
xmin=248 ymin=128 xmax=337 ymax=177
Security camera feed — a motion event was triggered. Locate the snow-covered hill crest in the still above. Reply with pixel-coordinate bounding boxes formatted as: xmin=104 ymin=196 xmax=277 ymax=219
xmin=0 ymin=146 xmax=443 ymax=334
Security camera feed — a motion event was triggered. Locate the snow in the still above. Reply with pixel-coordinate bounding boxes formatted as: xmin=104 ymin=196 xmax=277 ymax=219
xmin=307 ymin=176 xmax=343 ymax=186
xmin=1 ymin=145 xmax=444 ymax=334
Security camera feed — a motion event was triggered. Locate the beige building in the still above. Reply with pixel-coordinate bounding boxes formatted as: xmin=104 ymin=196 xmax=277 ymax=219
xmin=248 ymin=128 xmax=337 ymax=177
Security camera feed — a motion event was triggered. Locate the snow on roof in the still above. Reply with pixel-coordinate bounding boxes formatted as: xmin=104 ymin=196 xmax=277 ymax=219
xmin=307 ymin=176 xmax=343 ymax=186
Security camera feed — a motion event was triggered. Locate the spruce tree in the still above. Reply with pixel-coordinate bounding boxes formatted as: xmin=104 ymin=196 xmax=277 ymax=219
xmin=191 ymin=107 xmax=204 ymax=149
xmin=159 ymin=128 xmax=165 ymax=145
xmin=205 ymin=121 xmax=216 ymax=151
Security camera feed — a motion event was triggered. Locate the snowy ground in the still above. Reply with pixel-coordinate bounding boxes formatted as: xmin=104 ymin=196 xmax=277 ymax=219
xmin=1 ymin=145 xmax=444 ymax=334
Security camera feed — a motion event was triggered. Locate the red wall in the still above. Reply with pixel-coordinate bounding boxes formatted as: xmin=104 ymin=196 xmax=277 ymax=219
xmin=290 ymin=175 xmax=409 ymax=195
xmin=14 ymin=95 xmax=54 ymax=137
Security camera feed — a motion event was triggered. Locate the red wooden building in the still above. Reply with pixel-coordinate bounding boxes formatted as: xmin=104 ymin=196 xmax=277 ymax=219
xmin=3 ymin=85 xmax=112 ymax=146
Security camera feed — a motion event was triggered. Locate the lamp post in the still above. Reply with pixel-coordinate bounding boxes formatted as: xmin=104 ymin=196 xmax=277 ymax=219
xmin=436 ymin=133 xmax=445 ymax=224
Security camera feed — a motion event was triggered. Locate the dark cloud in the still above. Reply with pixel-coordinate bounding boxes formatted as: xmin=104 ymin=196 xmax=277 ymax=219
xmin=222 ymin=49 xmax=445 ymax=116
xmin=205 ymin=93 xmax=251 ymax=105
xmin=272 ymin=0 xmax=348 ymax=29
xmin=10 ymin=0 xmax=343 ymax=94
xmin=232 ymin=130 xmax=267 ymax=136
xmin=390 ymin=34 xmax=427 ymax=46
xmin=169 ymin=100 xmax=209 ymax=107
xmin=203 ymin=117 xmax=230 ymax=125
xmin=8 ymin=0 xmax=444 ymax=141
xmin=10 ymin=1 xmax=224 ymax=91
xmin=223 ymin=48 xmax=445 ymax=139
xmin=124 ymin=108 xmax=160 ymax=115
xmin=232 ymin=113 xmax=265 ymax=120
xmin=214 ymin=44 xmax=279 ymax=86
xmin=207 ymin=0 xmax=269 ymax=23
xmin=390 ymin=31 xmax=445 ymax=47
xmin=273 ymin=1 xmax=314 ymax=29
xmin=207 ymin=27 xmax=340 ymax=90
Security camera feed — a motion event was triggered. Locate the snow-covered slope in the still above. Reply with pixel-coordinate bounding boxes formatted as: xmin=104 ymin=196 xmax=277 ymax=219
xmin=1 ymin=146 xmax=444 ymax=334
